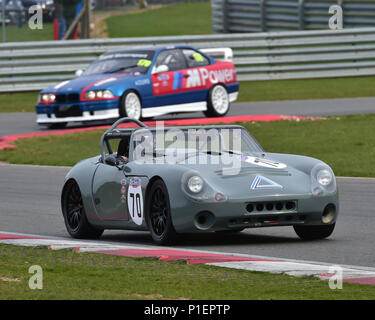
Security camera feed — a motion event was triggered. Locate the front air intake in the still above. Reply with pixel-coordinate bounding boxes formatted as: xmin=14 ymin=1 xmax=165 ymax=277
xmin=246 ymin=201 xmax=297 ymax=213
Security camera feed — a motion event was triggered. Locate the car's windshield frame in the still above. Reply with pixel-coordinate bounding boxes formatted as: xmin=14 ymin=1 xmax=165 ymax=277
xmin=128 ymin=126 xmax=264 ymax=163
xmin=83 ymin=51 xmax=155 ymax=76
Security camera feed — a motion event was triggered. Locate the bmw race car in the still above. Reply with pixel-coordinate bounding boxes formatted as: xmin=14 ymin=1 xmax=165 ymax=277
xmin=61 ymin=118 xmax=339 ymax=245
xmin=36 ymin=46 xmax=239 ymax=128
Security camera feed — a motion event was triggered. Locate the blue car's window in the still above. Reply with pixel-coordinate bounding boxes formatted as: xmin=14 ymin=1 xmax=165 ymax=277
xmin=84 ymin=51 xmax=155 ymax=75
xmin=153 ymin=49 xmax=187 ymax=72
xmin=182 ymin=49 xmax=210 ymax=68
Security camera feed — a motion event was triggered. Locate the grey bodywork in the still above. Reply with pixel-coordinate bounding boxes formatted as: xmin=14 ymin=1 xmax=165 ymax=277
xmin=62 ymin=118 xmax=339 ymax=233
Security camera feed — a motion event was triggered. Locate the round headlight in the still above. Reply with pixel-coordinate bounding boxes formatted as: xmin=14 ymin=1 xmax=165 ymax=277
xmin=86 ymin=91 xmax=96 ymax=99
xmin=187 ymin=176 xmax=204 ymax=193
xmin=103 ymin=90 xmax=114 ymax=98
xmin=49 ymin=94 xmax=56 ymax=102
xmin=317 ymin=169 xmax=332 ymax=186
xmin=41 ymin=94 xmax=49 ymax=102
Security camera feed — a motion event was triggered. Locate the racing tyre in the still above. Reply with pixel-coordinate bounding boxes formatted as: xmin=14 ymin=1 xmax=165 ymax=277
xmin=293 ymin=223 xmax=335 ymax=240
xmin=120 ymin=91 xmax=142 ymax=120
xmin=205 ymin=84 xmax=230 ymax=117
xmin=62 ymin=180 xmax=104 ymax=239
xmin=146 ymin=179 xmax=178 ymax=245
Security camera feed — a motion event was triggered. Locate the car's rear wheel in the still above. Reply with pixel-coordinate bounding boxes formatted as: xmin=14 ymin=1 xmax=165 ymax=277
xmin=293 ymin=223 xmax=335 ymax=240
xmin=204 ymin=84 xmax=230 ymax=117
xmin=62 ymin=180 xmax=103 ymax=239
xmin=146 ymin=179 xmax=178 ymax=245
xmin=119 ymin=91 xmax=142 ymax=120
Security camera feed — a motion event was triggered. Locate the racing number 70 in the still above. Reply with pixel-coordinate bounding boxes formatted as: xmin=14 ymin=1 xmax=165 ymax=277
xmin=129 ymin=193 xmax=142 ymax=217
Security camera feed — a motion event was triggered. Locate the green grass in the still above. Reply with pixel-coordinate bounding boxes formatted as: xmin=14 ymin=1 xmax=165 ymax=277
xmin=0 ymin=23 xmax=54 ymax=42
xmin=105 ymin=3 xmax=212 ymax=38
xmin=0 ymin=3 xmax=212 ymax=43
xmin=0 ymin=129 xmax=107 ymax=166
xmin=2 ymin=76 xmax=375 ymax=113
xmin=0 ymin=92 xmax=39 ymax=113
xmin=1 ymin=114 xmax=375 ymax=177
xmin=0 ymin=244 xmax=374 ymax=300
xmin=237 ymin=77 xmax=375 ymax=102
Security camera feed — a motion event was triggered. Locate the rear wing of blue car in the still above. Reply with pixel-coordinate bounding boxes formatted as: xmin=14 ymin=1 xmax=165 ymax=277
xmin=201 ymin=48 xmax=233 ymax=62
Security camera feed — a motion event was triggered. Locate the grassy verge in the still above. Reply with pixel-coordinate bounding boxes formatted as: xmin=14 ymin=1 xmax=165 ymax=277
xmin=1 ymin=114 xmax=375 ymax=177
xmin=0 ymin=23 xmax=54 ymax=42
xmin=105 ymin=3 xmax=212 ymax=38
xmin=237 ymin=76 xmax=375 ymax=102
xmin=1 ymin=76 xmax=375 ymax=113
xmin=0 ymin=244 xmax=373 ymax=299
xmin=0 ymin=3 xmax=211 ymax=43
xmin=0 ymin=92 xmax=39 ymax=113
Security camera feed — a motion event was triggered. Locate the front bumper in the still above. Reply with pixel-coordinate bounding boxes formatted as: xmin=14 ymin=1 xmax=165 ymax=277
xmin=171 ymin=192 xmax=339 ymax=233
xmin=35 ymin=99 xmax=120 ymax=124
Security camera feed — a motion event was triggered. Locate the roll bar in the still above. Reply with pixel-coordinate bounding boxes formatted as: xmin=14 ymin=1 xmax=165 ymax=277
xmin=100 ymin=117 xmax=148 ymax=162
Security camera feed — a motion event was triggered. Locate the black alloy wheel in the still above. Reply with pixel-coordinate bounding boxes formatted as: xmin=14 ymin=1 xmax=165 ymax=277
xmin=62 ymin=180 xmax=103 ymax=239
xmin=146 ymin=180 xmax=177 ymax=245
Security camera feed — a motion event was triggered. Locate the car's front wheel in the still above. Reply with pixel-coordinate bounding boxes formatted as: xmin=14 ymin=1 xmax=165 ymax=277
xmin=293 ymin=223 xmax=335 ymax=240
xmin=205 ymin=84 xmax=230 ymax=117
xmin=119 ymin=91 xmax=142 ymax=120
xmin=146 ymin=179 xmax=178 ymax=245
xmin=61 ymin=180 xmax=104 ymax=239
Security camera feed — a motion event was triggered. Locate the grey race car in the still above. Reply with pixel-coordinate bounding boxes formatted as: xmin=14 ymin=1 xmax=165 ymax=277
xmin=61 ymin=117 xmax=339 ymax=244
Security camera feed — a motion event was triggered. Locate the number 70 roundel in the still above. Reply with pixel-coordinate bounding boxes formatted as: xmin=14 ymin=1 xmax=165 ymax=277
xmin=127 ymin=177 xmax=144 ymax=225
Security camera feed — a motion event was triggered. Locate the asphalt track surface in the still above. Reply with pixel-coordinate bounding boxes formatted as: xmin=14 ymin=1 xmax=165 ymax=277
xmin=1 ymin=97 xmax=375 ymax=137
xmin=1 ymin=163 xmax=374 ymax=268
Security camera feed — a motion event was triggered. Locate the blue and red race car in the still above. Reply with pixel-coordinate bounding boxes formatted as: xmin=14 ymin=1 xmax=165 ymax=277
xmin=36 ymin=46 xmax=239 ymax=128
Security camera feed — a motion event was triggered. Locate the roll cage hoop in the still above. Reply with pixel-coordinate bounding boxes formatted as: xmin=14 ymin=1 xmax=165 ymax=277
xmin=100 ymin=117 xmax=148 ymax=162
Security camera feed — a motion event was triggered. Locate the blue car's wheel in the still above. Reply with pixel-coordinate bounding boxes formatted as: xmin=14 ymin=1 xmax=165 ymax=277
xmin=205 ymin=84 xmax=230 ymax=117
xmin=146 ymin=179 xmax=178 ymax=245
xmin=120 ymin=91 xmax=142 ymax=120
xmin=62 ymin=180 xmax=103 ymax=239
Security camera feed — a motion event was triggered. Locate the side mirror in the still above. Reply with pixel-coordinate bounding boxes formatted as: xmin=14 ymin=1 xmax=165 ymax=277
xmin=152 ymin=65 xmax=168 ymax=74
xmin=75 ymin=69 xmax=84 ymax=77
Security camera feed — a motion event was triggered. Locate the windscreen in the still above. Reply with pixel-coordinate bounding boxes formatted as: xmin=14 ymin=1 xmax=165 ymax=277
xmin=84 ymin=51 xmax=155 ymax=75
xmin=131 ymin=127 xmax=263 ymax=162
